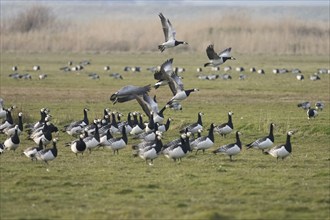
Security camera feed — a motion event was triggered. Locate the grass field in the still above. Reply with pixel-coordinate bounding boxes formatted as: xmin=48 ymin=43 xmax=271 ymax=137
xmin=0 ymin=52 xmax=329 ymax=220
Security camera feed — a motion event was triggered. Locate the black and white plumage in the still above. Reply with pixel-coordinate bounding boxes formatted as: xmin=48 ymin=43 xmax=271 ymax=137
xmin=110 ymin=84 xmax=151 ymax=104
xmin=70 ymin=134 xmax=87 ymax=156
xmin=204 ymin=45 xmax=235 ymax=67
xmin=0 ymin=98 xmax=6 ymax=119
xmin=84 ymin=120 xmax=100 ymax=153
xmin=180 ymin=112 xmax=203 ymax=134
xmin=64 ymin=108 xmax=89 ymax=136
xmin=3 ymin=112 xmax=23 ymax=137
xmin=138 ymin=134 xmax=163 ymax=165
xmin=296 ymin=74 xmax=304 ymax=80
xmin=154 ymin=58 xmax=183 ymax=93
xmin=158 ymin=13 xmax=188 ymax=52
xmin=167 ymin=88 xmax=199 ymax=106
xmin=0 ymin=143 xmax=4 ymax=154
xmin=214 ymin=111 xmax=234 ymax=137
xmin=297 ymin=101 xmax=311 ymax=110
xmin=3 ymin=125 xmax=20 ymax=151
xmin=0 ymin=106 xmax=15 ymax=132
xmin=103 ymin=126 xmax=128 ymax=154
xmin=23 ymin=140 xmax=44 ymax=160
xmin=213 ymin=131 xmax=242 ymax=161
xmin=130 ymin=112 xmax=146 ymax=135
xmin=32 ymin=121 xmax=58 ymax=146
xmin=157 ymin=117 xmax=172 ymax=132
xmin=246 ymin=123 xmax=275 ymax=152
xmin=35 ymin=138 xmax=58 ymax=164
xmin=264 ymin=131 xmax=294 ymax=161
xmin=190 ymin=123 xmax=215 ymax=154
xmin=315 ymin=101 xmax=324 ymax=111
xmin=163 ymin=133 xmax=191 ymax=162
xmin=307 ymin=108 xmax=318 ymax=119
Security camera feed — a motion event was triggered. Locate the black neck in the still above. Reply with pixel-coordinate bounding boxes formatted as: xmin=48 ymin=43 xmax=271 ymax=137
xmin=197 ymin=113 xmax=203 ymax=125
xmin=285 ymin=134 xmax=292 ymax=153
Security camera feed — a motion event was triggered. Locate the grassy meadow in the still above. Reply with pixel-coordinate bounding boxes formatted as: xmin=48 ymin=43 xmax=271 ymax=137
xmin=0 ymin=52 xmax=329 ymax=220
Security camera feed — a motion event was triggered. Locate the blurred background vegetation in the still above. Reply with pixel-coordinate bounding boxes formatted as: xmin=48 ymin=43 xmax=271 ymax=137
xmin=1 ymin=1 xmax=329 ymax=55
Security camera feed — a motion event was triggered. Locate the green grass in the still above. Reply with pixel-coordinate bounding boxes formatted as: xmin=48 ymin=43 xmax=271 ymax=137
xmin=0 ymin=52 xmax=329 ymax=220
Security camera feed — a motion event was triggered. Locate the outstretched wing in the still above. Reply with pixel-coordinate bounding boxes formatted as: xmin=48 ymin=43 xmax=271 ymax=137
xmin=206 ymin=44 xmax=219 ymax=60
xmin=110 ymin=85 xmax=151 ymax=104
xmin=218 ymin=47 xmax=232 ymax=58
xmin=159 ymin=13 xmax=175 ymax=42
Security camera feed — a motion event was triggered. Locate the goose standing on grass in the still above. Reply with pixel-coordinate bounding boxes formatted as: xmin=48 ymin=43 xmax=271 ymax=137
xmin=315 ymin=101 xmax=324 ymax=111
xmin=204 ymin=45 xmax=235 ymax=67
xmin=70 ymin=134 xmax=87 ymax=156
xmin=84 ymin=120 xmax=100 ymax=153
xmin=158 ymin=117 xmax=172 ymax=132
xmin=138 ymin=134 xmax=163 ymax=165
xmin=191 ymin=123 xmax=215 ymax=154
xmin=130 ymin=112 xmax=146 ymax=135
xmin=307 ymin=108 xmax=318 ymax=119
xmin=213 ymin=131 xmax=242 ymax=161
xmin=264 ymin=131 xmax=294 ymax=161
xmin=23 ymin=140 xmax=44 ymax=160
xmin=64 ymin=108 xmax=89 ymax=136
xmin=297 ymin=101 xmax=310 ymax=110
xmin=246 ymin=123 xmax=275 ymax=153
xmin=0 ymin=106 xmax=15 ymax=132
xmin=3 ymin=125 xmax=20 ymax=151
xmin=0 ymin=98 xmax=6 ymax=119
xmin=4 ymin=112 xmax=23 ymax=137
xmin=180 ymin=112 xmax=204 ymax=134
xmin=35 ymin=138 xmax=58 ymax=164
xmin=214 ymin=111 xmax=234 ymax=137
xmin=164 ymin=133 xmax=191 ymax=162
xmin=104 ymin=126 xmax=128 ymax=155
xmin=158 ymin=12 xmax=188 ymax=52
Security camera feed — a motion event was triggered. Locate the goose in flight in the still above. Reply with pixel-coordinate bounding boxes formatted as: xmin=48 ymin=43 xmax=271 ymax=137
xmin=204 ymin=45 xmax=235 ymax=67
xmin=158 ymin=13 xmax=188 ymax=52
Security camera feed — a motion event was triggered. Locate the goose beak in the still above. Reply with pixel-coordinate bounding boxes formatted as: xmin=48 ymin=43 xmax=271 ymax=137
xmin=231 ymin=57 xmax=236 ymax=60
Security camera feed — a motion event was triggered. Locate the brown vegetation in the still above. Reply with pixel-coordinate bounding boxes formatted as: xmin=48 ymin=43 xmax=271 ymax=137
xmin=1 ymin=4 xmax=329 ymax=55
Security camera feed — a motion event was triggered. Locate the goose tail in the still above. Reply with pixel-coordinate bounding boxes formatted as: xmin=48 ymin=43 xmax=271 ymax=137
xmin=158 ymin=45 xmax=165 ymax=52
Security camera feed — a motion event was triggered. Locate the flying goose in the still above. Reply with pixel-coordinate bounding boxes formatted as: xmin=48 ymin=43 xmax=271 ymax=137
xmin=204 ymin=45 xmax=235 ymax=67
xmin=264 ymin=131 xmax=294 ymax=161
xmin=213 ymin=131 xmax=242 ymax=161
xmin=246 ymin=123 xmax=275 ymax=152
xmin=158 ymin=13 xmax=188 ymax=52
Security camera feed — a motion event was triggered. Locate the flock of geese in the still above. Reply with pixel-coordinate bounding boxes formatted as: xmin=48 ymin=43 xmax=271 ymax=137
xmin=1 ymin=13 xmax=326 ymax=165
